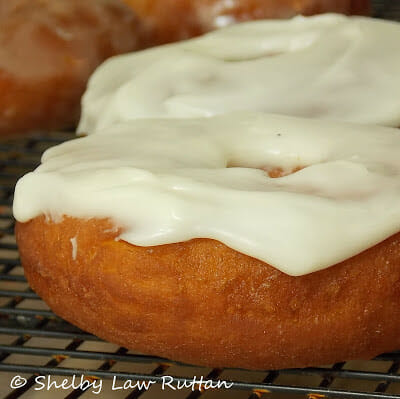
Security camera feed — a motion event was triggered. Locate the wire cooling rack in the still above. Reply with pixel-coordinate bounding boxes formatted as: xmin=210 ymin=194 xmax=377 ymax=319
xmin=373 ymin=0 xmax=400 ymax=19
xmin=0 ymin=2 xmax=399 ymax=398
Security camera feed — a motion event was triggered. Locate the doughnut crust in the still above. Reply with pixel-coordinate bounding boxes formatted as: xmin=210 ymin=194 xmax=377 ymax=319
xmin=16 ymin=216 xmax=400 ymax=370
xmin=0 ymin=0 xmax=141 ymax=135
xmin=123 ymin=0 xmax=371 ymax=46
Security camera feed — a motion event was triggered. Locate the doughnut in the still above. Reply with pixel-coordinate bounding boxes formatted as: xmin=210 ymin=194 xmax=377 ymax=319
xmin=13 ymin=113 xmax=400 ymax=369
xmin=122 ymin=0 xmax=371 ymax=45
xmin=78 ymin=15 xmax=400 ymax=134
xmin=0 ymin=0 xmax=141 ymax=135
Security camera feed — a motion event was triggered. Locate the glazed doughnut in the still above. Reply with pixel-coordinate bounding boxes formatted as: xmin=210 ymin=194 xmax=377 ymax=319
xmin=122 ymin=0 xmax=370 ymax=45
xmin=0 ymin=0 xmax=141 ymax=135
xmin=78 ymin=15 xmax=400 ymax=134
xmin=14 ymin=113 xmax=400 ymax=369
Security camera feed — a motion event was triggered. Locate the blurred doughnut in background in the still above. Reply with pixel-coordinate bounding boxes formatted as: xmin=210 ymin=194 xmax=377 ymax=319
xmin=0 ymin=0 xmax=141 ymax=135
xmin=0 ymin=0 xmax=370 ymax=135
xmin=123 ymin=0 xmax=371 ymax=46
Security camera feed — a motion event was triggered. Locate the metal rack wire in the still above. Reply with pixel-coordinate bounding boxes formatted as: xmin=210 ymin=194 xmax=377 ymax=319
xmin=373 ymin=0 xmax=400 ymax=19
xmin=0 ymin=2 xmax=399 ymax=398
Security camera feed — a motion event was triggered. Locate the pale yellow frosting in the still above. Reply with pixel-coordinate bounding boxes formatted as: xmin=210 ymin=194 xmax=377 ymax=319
xmin=14 ymin=113 xmax=400 ymax=276
xmin=78 ymin=14 xmax=400 ymax=133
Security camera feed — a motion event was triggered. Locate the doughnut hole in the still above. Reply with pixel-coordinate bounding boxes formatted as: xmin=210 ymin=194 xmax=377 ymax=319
xmin=265 ymin=166 xmax=304 ymax=178
xmin=227 ymin=162 xmax=304 ymax=178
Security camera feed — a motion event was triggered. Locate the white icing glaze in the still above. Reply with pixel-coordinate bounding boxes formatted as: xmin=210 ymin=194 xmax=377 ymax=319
xmin=78 ymin=14 xmax=400 ymax=133
xmin=14 ymin=113 xmax=400 ymax=276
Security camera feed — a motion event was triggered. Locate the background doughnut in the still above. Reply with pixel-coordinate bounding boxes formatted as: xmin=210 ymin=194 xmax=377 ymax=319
xmin=123 ymin=0 xmax=371 ymax=46
xmin=0 ymin=0 xmax=141 ymax=135
xmin=79 ymin=15 xmax=400 ymax=133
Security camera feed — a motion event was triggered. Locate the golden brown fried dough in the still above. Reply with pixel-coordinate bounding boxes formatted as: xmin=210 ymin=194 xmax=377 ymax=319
xmin=16 ymin=215 xmax=400 ymax=370
xmin=123 ymin=0 xmax=371 ymax=45
xmin=0 ymin=0 xmax=141 ymax=135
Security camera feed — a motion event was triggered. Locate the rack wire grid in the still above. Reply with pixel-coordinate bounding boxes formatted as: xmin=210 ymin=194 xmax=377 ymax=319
xmin=0 ymin=2 xmax=400 ymax=399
